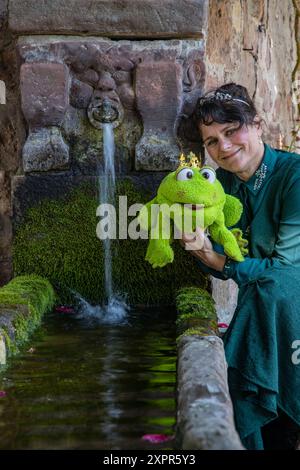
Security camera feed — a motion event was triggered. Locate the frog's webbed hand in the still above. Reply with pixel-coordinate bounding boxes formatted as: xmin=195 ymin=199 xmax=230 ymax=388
xmin=230 ymin=228 xmax=249 ymax=256
xmin=210 ymin=221 xmax=244 ymax=262
xmin=145 ymin=238 xmax=174 ymax=268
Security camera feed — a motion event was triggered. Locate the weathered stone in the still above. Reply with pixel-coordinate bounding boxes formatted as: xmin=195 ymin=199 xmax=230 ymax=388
xmin=20 ymin=63 xmax=69 ymax=128
xmin=0 ymin=213 xmax=12 ymax=286
xmin=210 ymin=277 xmax=238 ymax=325
xmin=0 ymin=105 xmax=23 ymax=173
xmin=176 ymin=335 xmax=244 ymax=450
xmin=135 ymin=61 xmax=182 ymax=170
xmin=23 ymin=127 xmax=70 ymax=173
xmin=9 ymin=0 xmax=208 ymax=38
xmin=70 ymin=77 xmax=93 ymax=109
xmin=204 ymin=0 xmax=298 ymax=150
xmin=0 ymin=304 xmax=29 ymax=343
xmin=0 ymin=171 xmax=12 ymax=287
xmin=17 ymin=37 xmax=205 ymax=172
xmin=0 ymin=0 xmax=7 ymax=31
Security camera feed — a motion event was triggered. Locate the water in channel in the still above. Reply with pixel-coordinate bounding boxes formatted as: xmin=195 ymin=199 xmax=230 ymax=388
xmin=0 ymin=306 xmax=176 ymax=450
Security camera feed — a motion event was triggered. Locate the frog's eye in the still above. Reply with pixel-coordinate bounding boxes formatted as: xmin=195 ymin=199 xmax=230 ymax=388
xmin=176 ymin=168 xmax=194 ymax=181
xmin=200 ymin=167 xmax=216 ymax=183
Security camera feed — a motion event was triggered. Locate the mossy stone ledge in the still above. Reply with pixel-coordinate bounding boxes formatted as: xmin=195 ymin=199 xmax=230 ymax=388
xmin=0 ymin=275 xmax=56 ymax=362
xmin=175 ymin=286 xmax=244 ymax=449
xmin=176 ymin=286 xmax=219 ymax=338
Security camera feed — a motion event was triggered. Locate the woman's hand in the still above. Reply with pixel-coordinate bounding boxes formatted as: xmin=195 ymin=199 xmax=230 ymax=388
xmin=180 ymin=228 xmax=227 ymax=272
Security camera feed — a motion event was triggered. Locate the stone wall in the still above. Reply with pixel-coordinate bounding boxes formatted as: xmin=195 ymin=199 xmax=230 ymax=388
xmin=0 ymin=1 xmax=24 ymax=285
xmin=205 ymin=0 xmax=299 ymax=148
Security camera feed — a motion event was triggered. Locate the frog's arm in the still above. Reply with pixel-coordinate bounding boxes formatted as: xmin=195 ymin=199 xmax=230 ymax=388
xmin=138 ymin=197 xmax=175 ymax=268
xmin=223 ymin=194 xmax=243 ymax=227
xmin=223 ymin=194 xmax=248 ymax=255
xmin=145 ymin=209 xmax=174 ymax=268
xmin=209 ymin=215 xmax=244 ymax=262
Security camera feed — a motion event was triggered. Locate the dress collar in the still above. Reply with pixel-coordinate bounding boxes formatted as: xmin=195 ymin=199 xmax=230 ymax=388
xmin=231 ymin=144 xmax=278 ymax=195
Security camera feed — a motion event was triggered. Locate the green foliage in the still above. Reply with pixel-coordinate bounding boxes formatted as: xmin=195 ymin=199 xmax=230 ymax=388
xmin=0 ymin=275 xmax=56 ymax=355
xmin=13 ymin=181 xmax=207 ymax=306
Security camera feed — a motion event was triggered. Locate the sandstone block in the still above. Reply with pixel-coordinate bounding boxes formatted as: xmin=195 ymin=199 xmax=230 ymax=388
xmin=0 ymin=0 xmax=7 ymax=31
xmin=20 ymin=63 xmax=69 ymax=128
xmin=135 ymin=61 xmax=182 ymax=170
xmin=176 ymin=335 xmax=244 ymax=450
xmin=9 ymin=0 xmax=207 ymax=38
xmin=23 ymin=127 xmax=70 ymax=172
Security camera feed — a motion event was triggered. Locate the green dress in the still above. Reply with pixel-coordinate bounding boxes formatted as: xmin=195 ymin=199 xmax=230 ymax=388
xmin=201 ymin=144 xmax=300 ymax=449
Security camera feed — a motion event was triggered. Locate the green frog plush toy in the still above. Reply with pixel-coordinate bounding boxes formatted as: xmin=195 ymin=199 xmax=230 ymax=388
xmin=138 ymin=152 xmax=247 ymax=268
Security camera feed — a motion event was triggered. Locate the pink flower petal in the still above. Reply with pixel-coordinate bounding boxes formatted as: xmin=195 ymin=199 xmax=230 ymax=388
xmin=0 ymin=391 xmax=6 ymax=398
xmin=217 ymin=322 xmax=229 ymax=328
xmin=142 ymin=434 xmax=173 ymax=444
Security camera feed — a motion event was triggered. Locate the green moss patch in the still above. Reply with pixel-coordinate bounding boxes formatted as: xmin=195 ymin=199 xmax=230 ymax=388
xmin=13 ymin=181 xmax=207 ymax=306
xmin=0 ymin=275 xmax=56 ymax=355
xmin=176 ymin=287 xmax=218 ymax=337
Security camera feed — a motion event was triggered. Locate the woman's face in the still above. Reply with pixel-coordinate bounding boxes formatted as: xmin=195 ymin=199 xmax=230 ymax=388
xmin=199 ymin=120 xmax=264 ymax=177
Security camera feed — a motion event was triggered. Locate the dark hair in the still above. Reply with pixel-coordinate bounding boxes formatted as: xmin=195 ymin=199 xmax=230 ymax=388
xmin=194 ymin=83 xmax=258 ymax=130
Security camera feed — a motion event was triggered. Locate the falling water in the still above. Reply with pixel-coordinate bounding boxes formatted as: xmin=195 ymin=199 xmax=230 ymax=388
xmin=100 ymin=123 xmax=115 ymax=301
xmin=91 ymin=122 xmax=129 ymax=323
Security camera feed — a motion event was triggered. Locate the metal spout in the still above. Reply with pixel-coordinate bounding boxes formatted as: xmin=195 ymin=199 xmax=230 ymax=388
xmin=88 ymin=97 xmax=123 ymax=129
xmin=95 ymin=98 xmax=119 ymax=123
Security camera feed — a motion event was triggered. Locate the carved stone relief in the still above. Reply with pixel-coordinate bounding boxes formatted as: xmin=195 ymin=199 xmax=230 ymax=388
xmin=18 ymin=37 xmax=205 ymax=173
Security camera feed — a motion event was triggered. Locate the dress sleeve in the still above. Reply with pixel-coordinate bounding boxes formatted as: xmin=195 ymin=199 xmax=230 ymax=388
xmin=194 ymin=241 xmax=282 ymax=284
xmin=222 ymin=171 xmax=300 ymax=286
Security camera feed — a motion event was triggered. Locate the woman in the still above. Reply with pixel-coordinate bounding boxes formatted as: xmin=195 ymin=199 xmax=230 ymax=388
xmin=182 ymin=83 xmax=300 ymax=450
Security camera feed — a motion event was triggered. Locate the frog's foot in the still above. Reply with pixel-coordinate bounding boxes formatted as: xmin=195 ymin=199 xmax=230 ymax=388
xmin=224 ymin=247 xmax=244 ymax=262
xmin=145 ymin=244 xmax=174 ymax=268
xmin=230 ymin=228 xmax=249 ymax=256
xmin=223 ymin=236 xmax=244 ymax=262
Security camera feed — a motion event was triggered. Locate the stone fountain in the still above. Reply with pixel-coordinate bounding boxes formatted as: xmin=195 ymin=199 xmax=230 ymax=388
xmin=8 ymin=1 xmax=209 ymax=305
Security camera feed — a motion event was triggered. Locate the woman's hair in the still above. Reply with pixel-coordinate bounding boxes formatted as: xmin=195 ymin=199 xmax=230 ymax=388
xmin=192 ymin=83 xmax=260 ymax=160
xmin=193 ymin=83 xmax=258 ymax=133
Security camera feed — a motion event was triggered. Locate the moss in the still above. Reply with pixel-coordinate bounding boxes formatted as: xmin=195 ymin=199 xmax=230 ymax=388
xmin=13 ymin=180 xmax=207 ymax=306
xmin=176 ymin=325 xmax=218 ymax=343
xmin=0 ymin=275 xmax=56 ymax=356
xmin=176 ymin=287 xmax=216 ymax=319
xmin=69 ymin=111 xmax=142 ymax=165
xmin=176 ymin=286 xmax=218 ymax=338
xmin=0 ymin=327 xmax=16 ymax=356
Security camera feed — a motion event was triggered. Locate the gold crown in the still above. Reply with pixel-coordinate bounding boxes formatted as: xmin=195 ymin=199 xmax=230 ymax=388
xmin=178 ymin=152 xmax=202 ymax=170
